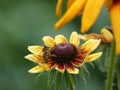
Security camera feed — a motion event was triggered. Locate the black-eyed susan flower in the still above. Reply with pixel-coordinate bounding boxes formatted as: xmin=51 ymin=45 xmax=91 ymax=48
xmin=25 ymin=32 xmax=102 ymax=74
xmin=55 ymin=0 xmax=105 ymax=31
xmin=55 ymin=0 xmax=120 ymax=55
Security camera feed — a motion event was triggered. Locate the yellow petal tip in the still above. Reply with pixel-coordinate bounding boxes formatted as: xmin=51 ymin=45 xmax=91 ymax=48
xmin=87 ymin=52 xmax=103 ymax=62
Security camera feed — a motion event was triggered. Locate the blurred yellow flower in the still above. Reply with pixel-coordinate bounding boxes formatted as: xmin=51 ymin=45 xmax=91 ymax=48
xmin=55 ymin=0 xmax=120 ymax=55
xmin=25 ymin=32 xmax=102 ymax=74
xmin=109 ymin=0 xmax=120 ymax=55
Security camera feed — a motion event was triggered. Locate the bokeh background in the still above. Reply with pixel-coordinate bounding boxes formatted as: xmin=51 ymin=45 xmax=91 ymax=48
xmin=0 ymin=0 xmax=110 ymax=90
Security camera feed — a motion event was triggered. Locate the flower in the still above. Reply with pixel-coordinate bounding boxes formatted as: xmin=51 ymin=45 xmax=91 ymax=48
xmin=55 ymin=0 xmax=120 ymax=55
xmin=79 ymin=27 xmax=113 ymax=44
xmin=55 ymin=0 xmax=86 ymax=29
xmin=25 ymin=32 xmax=102 ymax=74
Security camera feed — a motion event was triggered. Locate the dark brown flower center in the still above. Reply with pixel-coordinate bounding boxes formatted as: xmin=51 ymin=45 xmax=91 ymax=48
xmin=50 ymin=43 xmax=77 ymax=63
xmin=113 ymin=0 xmax=120 ymax=4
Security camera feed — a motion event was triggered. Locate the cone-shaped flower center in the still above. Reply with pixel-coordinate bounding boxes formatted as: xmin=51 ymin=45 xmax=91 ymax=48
xmin=51 ymin=44 xmax=76 ymax=63
xmin=113 ymin=0 xmax=120 ymax=4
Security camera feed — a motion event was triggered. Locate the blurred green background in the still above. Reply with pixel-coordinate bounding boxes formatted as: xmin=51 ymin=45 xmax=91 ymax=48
xmin=0 ymin=0 xmax=110 ymax=90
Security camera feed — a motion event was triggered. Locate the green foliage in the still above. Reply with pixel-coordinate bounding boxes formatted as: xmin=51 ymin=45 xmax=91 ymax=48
xmin=48 ymin=70 xmax=56 ymax=87
xmin=116 ymin=56 xmax=120 ymax=90
xmin=64 ymin=71 xmax=77 ymax=90
xmin=35 ymin=73 xmax=43 ymax=82
xmin=55 ymin=71 xmax=62 ymax=90
xmin=95 ymin=44 xmax=112 ymax=72
xmin=0 ymin=0 xmax=109 ymax=90
xmin=79 ymin=65 xmax=90 ymax=84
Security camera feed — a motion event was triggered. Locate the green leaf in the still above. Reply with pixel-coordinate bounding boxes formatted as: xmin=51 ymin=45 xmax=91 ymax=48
xmin=47 ymin=70 xmax=56 ymax=87
xmin=55 ymin=71 xmax=62 ymax=90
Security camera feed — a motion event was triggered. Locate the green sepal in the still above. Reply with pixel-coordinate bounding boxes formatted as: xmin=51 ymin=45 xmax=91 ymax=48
xmin=47 ymin=70 xmax=56 ymax=87
xmin=55 ymin=71 xmax=62 ymax=90
xmin=95 ymin=44 xmax=111 ymax=72
xmin=79 ymin=65 xmax=90 ymax=84
xmin=64 ymin=71 xmax=70 ymax=88
xmin=64 ymin=71 xmax=77 ymax=90
xmin=82 ymin=65 xmax=90 ymax=78
xmin=68 ymin=74 xmax=77 ymax=89
xmin=88 ymin=62 xmax=95 ymax=69
xmin=35 ymin=73 xmax=43 ymax=82
xmin=70 ymin=82 xmax=74 ymax=90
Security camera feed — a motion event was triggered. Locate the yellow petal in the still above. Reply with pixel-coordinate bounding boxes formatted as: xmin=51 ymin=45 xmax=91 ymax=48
xmin=45 ymin=60 xmax=55 ymax=69
xmin=55 ymin=63 xmax=65 ymax=73
xmin=55 ymin=0 xmax=86 ymax=30
xmin=67 ymin=0 xmax=76 ymax=9
xmin=80 ymin=39 xmax=101 ymax=53
xmin=28 ymin=65 xmax=47 ymax=73
xmin=72 ymin=58 xmax=84 ymax=67
xmin=66 ymin=67 xmax=79 ymax=74
xmin=86 ymin=52 xmax=102 ymax=62
xmin=101 ymin=28 xmax=113 ymax=43
xmin=28 ymin=46 xmax=43 ymax=55
xmin=56 ymin=0 xmax=63 ymax=18
xmin=55 ymin=35 xmax=68 ymax=45
xmin=65 ymin=62 xmax=79 ymax=74
xmin=81 ymin=0 xmax=105 ymax=33
xmin=70 ymin=31 xmax=80 ymax=47
xmin=42 ymin=36 xmax=55 ymax=48
xmin=110 ymin=2 xmax=120 ymax=55
xmin=24 ymin=54 xmax=44 ymax=63
xmin=78 ymin=34 xmax=87 ymax=41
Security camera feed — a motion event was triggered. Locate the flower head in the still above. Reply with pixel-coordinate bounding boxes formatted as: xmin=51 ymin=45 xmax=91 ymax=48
xmin=25 ymin=32 xmax=102 ymax=74
xmin=79 ymin=28 xmax=113 ymax=45
xmin=55 ymin=0 xmax=120 ymax=55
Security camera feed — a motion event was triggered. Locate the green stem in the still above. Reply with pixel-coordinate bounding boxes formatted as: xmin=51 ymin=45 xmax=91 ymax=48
xmin=105 ymin=41 xmax=116 ymax=90
xmin=116 ymin=56 xmax=120 ymax=90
